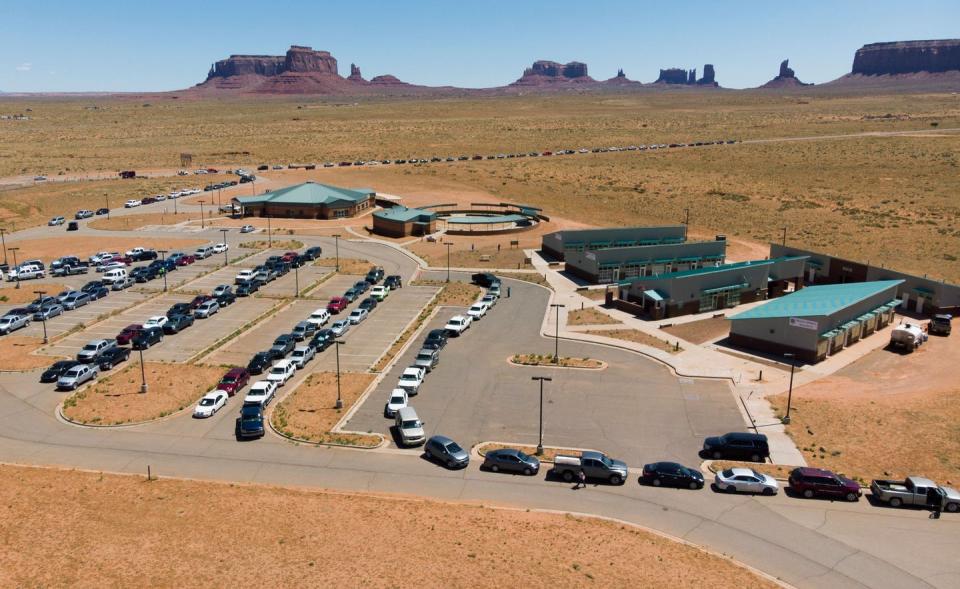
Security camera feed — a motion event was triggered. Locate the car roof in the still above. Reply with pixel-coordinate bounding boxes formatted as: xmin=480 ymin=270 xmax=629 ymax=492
xmin=429 ymin=434 xmax=454 ymax=444
xmin=793 ymin=467 xmax=837 ymax=477
xmin=722 ymin=432 xmax=767 ymax=441
xmin=489 ymin=448 xmax=520 ymax=457
xmin=225 ymin=367 xmax=246 ymax=375
xmin=203 ymin=390 xmax=226 ymax=399
xmin=728 ymin=468 xmax=757 ymax=477
xmin=402 ymin=367 xmax=421 ymax=374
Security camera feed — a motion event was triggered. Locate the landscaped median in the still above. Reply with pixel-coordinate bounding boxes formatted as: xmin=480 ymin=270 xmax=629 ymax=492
xmin=270 ymin=371 xmax=381 ymax=447
xmin=238 ymin=238 xmax=304 ymax=250
xmin=509 ymin=353 xmax=605 ymax=369
xmin=567 ymin=307 xmax=620 ymax=326
xmin=475 ymin=442 xmax=600 ymax=463
xmin=0 ymin=336 xmax=65 ymax=371
xmin=313 ymin=257 xmax=371 ymax=275
xmin=61 ymin=361 xmax=224 ymax=426
xmin=583 ymin=328 xmax=681 ymax=354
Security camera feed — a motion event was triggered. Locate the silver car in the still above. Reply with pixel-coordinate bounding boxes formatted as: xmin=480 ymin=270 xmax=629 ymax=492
xmin=33 ymin=303 xmax=64 ymax=321
xmin=57 ymin=363 xmax=97 ymax=390
xmin=714 ymin=468 xmax=779 ymax=495
xmin=62 ymin=291 xmax=91 ymax=310
xmin=194 ymin=300 xmax=220 ymax=318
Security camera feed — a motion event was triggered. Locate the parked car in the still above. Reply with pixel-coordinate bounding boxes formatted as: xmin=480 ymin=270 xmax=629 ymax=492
xmin=444 ymin=314 xmax=472 ymax=336
xmin=714 ymin=467 xmax=777 ymax=495
xmin=235 ymin=270 xmax=256 ymax=284
xmin=237 ymin=403 xmax=265 ymax=439
xmin=116 ymin=324 xmax=144 ymax=346
xmin=7 ymin=264 xmax=45 ymax=281
xmin=244 ymin=380 xmax=278 ymax=407
xmin=247 ymin=352 xmax=273 ymax=375
xmin=384 ymin=275 xmax=402 ymax=289
xmin=789 ymin=467 xmax=861 ymax=502
xmin=57 ymin=363 xmax=97 ymax=390
xmin=471 ymin=273 xmax=499 ymax=287
xmin=638 ymin=461 xmax=708 ymax=490
xmin=290 ymin=346 xmax=315 ymax=369
xmin=482 ymin=448 xmax=540 ymax=476
xmin=384 ymin=388 xmax=408 ymax=417
xmin=240 ymin=225 xmax=256 ymax=234
xmin=77 ymin=339 xmax=116 ymax=363
xmin=97 ymin=346 xmax=131 ymax=371
xmin=352 ymin=280 xmax=370 ymax=294
xmin=330 ymin=319 xmax=350 ymax=337
xmin=236 ymin=280 xmax=260 ymax=297
xmin=413 ymin=348 xmax=440 ymax=372
xmin=291 ymin=321 xmax=318 ymax=342
xmin=40 ymin=360 xmax=81 ymax=383
xmin=194 ymin=300 xmax=220 ymax=318
xmin=49 ymin=216 xmax=65 ymax=226
xmin=365 ymin=267 xmax=384 ymax=284
xmin=216 ymin=367 xmax=249 ymax=397
xmin=124 ymin=199 xmax=142 ymax=208
xmin=370 ymin=285 xmax=389 ymax=301
xmin=163 ymin=314 xmax=194 ymax=334
xmin=395 ymin=406 xmax=425 ymax=446
xmin=194 ymin=390 xmax=228 ymax=418
xmin=929 ymin=314 xmax=952 ymax=336
xmin=110 ymin=276 xmax=134 ymax=291
xmin=422 ymin=329 xmax=448 ymax=351
xmin=348 ymin=308 xmax=369 ymax=324
xmin=32 ymin=302 xmax=63 ymax=321
xmin=425 ymin=435 xmax=470 ymax=469
xmin=166 ymin=303 xmax=193 ymax=318
xmin=269 ymin=334 xmax=295 ymax=359
xmin=467 ymin=301 xmax=489 ymax=320
xmin=303 ymin=246 xmax=322 ymax=260
xmin=307 ymin=308 xmax=331 ymax=327
xmin=553 ymin=451 xmax=628 ymax=485
xmin=870 ymin=476 xmax=959 ymax=511
xmin=309 ymin=329 xmax=335 ymax=352
xmin=95 ymin=208 xmax=110 ymax=216
xmin=143 ymin=316 xmax=169 ymax=331
xmin=343 ymin=288 xmax=360 ymax=303
xmin=217 ymin=292 xmax=236 ymax=307
xmin=327 ymin=297 xmax=349 ymax=314
xmin=398 ymin=366 xmax=425 ymax=395
xmin=212 ymin=284 xmax=232 ymax=298
xmin=358 ymin=297 xmax=378 ymax=312
xmin=701 ymin=432 xmax=769 ymax=462
xmin=131 ymin=327 xmax=163 ymax=350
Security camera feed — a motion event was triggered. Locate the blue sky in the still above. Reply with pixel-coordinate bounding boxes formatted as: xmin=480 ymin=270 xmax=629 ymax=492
xmin=1 ymin=0 xmax=957 ymax=92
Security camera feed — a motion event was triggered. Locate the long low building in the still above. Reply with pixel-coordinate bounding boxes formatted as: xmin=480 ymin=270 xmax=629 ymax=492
xmin=565 ymin=239 xmax=726 ymax=283
xmin=542 ymin=225 xmax=687 ymax=261
xmin=617 ymin=256 xmax=807 ymax=319
xmin=729 ymin=280 xmax=904 ymax=363
xmin=234 ymin=182 xmax=375 ymax=219
xmin=371 ymin=206 xmax=438 ymax=237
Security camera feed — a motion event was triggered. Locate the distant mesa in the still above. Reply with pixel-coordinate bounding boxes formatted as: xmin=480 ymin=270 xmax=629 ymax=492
xmin=510 ymin=60 xmax=595 ymax=86
xmin=851 ymin=39 xmax=960 ymax=75
xmin=653 ymin=64 xmax=717 ymax=86
xmin=347 ymin=63 xmax=365 ymax=82
xmin=760 ymin=59 xmax=811 ymax=88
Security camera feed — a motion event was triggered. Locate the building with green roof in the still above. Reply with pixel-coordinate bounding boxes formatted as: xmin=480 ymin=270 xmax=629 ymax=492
xmin=371 ymin=206 xmax=438 ymax=237
xmin=233 ymin=182 xmax=375 ymax=219
xmin=729 ymin=280 xmax=903 ymax=363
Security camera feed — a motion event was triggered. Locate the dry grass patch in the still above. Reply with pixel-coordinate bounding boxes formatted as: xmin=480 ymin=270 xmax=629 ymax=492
xmin=708 ymin=461 xmax=797 ymax=481
xmin=408 ymin=242 xmax=531 ymax=269
xmin=567 ymin=307 xmax=620 ymax=326
xmin=4 ymin=236 xmax=207 ymax=265
xmin=313 ymin=257 xmax=370 ymax=275
xmin=510 ymin=353 xmax=604 ymax=369
xmin=0 ymin=464 xmax=777 ymax=588
xmin=585 ymin=328 xmax=681 ymax=353
xmin=0 ymin=282 xmax=68 ymax=303
xmin=0 ymin=336 xmax=64 ymax=371
xmin=577 ymin=288 xmax=610 ymax=301
xmin=509 ymin=271 xmax=551 ymax=288
xmin=272 ymin=371 xmax=378 ymax=446
xmin=410 ymin=279 xmax=482 ymax=306
xmin=661 ymin=316 xmax=731 ymax=345
xmin=238 ymin=239 xmax=304 ymax=250
xmin=88 ymin=211 xmax=203 ymax=230
xmin=62 ymin=362 xmax=224 ymax=425
xmin=476 ymin=442 xmax=598 ymax=463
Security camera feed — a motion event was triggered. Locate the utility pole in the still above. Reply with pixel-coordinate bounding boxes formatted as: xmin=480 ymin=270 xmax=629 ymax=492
xmin=683 ymin=208 xmax=690 ymax=226
xmin=334 ymin=339 xmax=345 ymax=409
xmin=198 ymin=200 xmax=205 ymax=229
xmin=105 ymin=194 xmax=110 ymax=219
xmin=782 ymin=227 xmax=787 ymax=246
xmin=294 ymin=263 xmax=300 ymax=298
xmin=332 ymin=234 xmax=340 ymax=271
xmin=8 ymin=247 xmax=20 ymax=289
xmin=220 ymin=229 xmax=229 ymax=267
xmin=531 ymin=376 xmax=552 ymax=455
xmin=139 ymin=348 xmax=148 ymax=394
xmin=445 ymin=242 xmax=454 ymax=282
xmin=550 ymin=303 xmax=566 ymax=363
xmin=157 ymin=250 xmax=168 ymax=292
xmin=782 ymin=353 xmax=796 ymax=424
xmin=0 ymin=228 xmax=7 ymax=265
xmin=33 ymin=289 xmax=49 ymax=343
xmin=267 ymin=214 xmax=272 ymax=247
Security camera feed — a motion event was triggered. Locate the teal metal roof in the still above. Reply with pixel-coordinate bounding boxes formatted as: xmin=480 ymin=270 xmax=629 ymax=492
xmin=373 ymin=207 xmax=437 ymax=223
xmin=235 ymin=182 xmax=373 ymax=207
xmin=702 ymin=282 xmax=749 ymax=295
xmin=730 ymin=280 xmax=904 ymax=320
xmin=446 ymin=214 xmax=527 ymax=225
xmin=643 ymin=289 xmax=665 ymax=302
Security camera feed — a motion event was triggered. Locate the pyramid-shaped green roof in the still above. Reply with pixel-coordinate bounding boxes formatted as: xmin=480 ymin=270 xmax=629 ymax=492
xmin=234 ymin=182 xmax=373 ymax=207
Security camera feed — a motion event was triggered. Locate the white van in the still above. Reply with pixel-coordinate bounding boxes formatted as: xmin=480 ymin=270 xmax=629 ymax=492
xmin=194 ymin=245 xmax=215 ymax=259
xmin=101 ymin=268 xmax=128 ymax=285
xmin=395 ymin=406 xmax=425 ymax=446
xmin=307 ymin=308 xmax=331 ymax=327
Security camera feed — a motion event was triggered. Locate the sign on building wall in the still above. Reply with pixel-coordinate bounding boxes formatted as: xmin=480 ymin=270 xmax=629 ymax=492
xmin=789 ymin=317 xmax=819 ymax=331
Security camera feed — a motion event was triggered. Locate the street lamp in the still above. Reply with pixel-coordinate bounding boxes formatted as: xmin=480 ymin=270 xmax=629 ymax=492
xmin=445 ymin=242 xmax=454 ymax=283
xmin=33 ymin=289 xmax=49 ymax=344
xmin=105 ymin=194 xmax=110 ymax=219
xmin=8 ymin=247 xmax=20 ymax=289
xmin=294 ymin=263 xmax=300 ymax=298
xmin=782 ymin=227 xmax=787 ymax=246
xmin=139 ymin=348 xmax=148 ymax=394
xmin=332 ymin=234 xmax=341 ymax=272
xmin=217 ymin=187 xmax=222 ymax=211
xmin=198 ymin=200 xmax=205 ymax=229
xmin=334 ymin=339 xmax=346 ymax=409
xmin=267 ymin=214 xmax=272 ymax=247
xmin=531 ymin=376 xmax=552 ymax=455
xmin=549 ymin=303 xmax=566 ymax=363
xmin=782 ymin=353 xmax=796 ymax=424
xmin=157 ymin=249 xmax=168 ymax=292
xmin=0 ymin=228 xmax=7 ymax=265
xmin=220 ymin=229 xmax=229 ymax=266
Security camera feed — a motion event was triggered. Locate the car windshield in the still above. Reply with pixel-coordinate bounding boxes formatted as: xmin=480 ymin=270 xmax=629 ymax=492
xmin=221 ymin=376 xmax=236 ymax=384
xmin=402 ymin=420 xmax=421 ymax=429
xmin=270 ymin=366 xmax=285 ymax=374
xmin=416 ymin=353 xmax=431 ymax=361
xmin=720 ymin=469 xmax=735 ymax=477
xmin=390 ymin=395 xmax=404 ymax=404
xmin=66 ymin=369 xmax=81 ymax=377
xmin=599 ymin=455 xmax=614 ymax=467
xmin=516 ymin=451 xmax=531 ymax=461
xmin=82 ymin=344 xmax=97 ymax=351
xmin=249 ymin=390 xmax=265 ymax=397
xmin=200 ymin=399 xmax=215 ymax=406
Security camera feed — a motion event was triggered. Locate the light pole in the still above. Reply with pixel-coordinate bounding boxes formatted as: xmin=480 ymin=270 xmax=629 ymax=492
xmin=267 ymin=214 xmax=272 ymax=247
xmin=294 ymin=263 xmax=300 ymax=298
xmin=0 ymin=228 xmax=7 ymax=265
xmin=531 ymin=376 xmax=552 ymax=455
xmin=334 ymin=339 xmax=345 ymax=409
xmin=174 ymin=192 xmax=178 ymax=215
xmin=105 ymin=194 xmax=110 ymax=219
xmin=8 ymin=247 xmax=20 ymax=289
xmin=198 ymin=200 xmax=205 ymax=229
xmin=139 ymin=348 xmax=148 ymax=394
xmin=445 ymin=242 xmax=454 ymax=282
xmin=220 ymin=229 xmax=229 ymax=266
xmin=157 ymin=249 xmax=168 ymax=292
xmin=34 ymin=289 xmax=49 ymax=343
xmin=217 ymin=188 xmax=222 ymax=211
xmin=782 ymin=227 xmax=787 ymax=246
xmin=782 ymin=353 xmax=796 ymax=424
xmin=550 ymin=303 xmax=566 ymax=363
xmin=332 ymin=234 xmax=340 ymax=271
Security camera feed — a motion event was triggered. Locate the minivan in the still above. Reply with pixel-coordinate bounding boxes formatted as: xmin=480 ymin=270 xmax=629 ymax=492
xmin=702 ymin=432 xmax=770 ymax=462
xmin=194 ymin=245 xmax=215 ymax=259
xmin=395 ymin=407 xmax=426 ymax=446
xmin=101 ymin=268 xmax=128 ymax=285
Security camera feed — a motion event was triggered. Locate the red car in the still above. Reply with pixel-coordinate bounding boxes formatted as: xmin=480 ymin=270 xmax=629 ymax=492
xmin=176 ymin=255 xmax=196 ymax=267
xmin=190 ymin=294 xmax=214 ymax=309
xmin=327 ymin=297 xmax=348 ymax=314
xmin=281 ymin=251 xmax=299 ymax=263
xmin=206 ymin=168 xmax=218 ymax=173
xmin=788 ymin=467 xmax=861 ymax=502
xmin=116 ymin=324 xmax=144 ymax=346
xmin=116 ymin=255 xmax=134 ymax=265
xmin=217 ymin=367 xmax=249 ymax=397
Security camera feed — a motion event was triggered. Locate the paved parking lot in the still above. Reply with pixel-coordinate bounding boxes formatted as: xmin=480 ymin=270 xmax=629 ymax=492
xmin=136 ymin=256 xmax=222 ymax=293
xmin=1 ymin=288 xmax=151 ymax=341
xmin=345 ymin=276 xmax=745 ymax=466
xmin=205 ymin=299 xmax=319 ymax=367
xmin=258 ymin=265 xmax=332 ymax=299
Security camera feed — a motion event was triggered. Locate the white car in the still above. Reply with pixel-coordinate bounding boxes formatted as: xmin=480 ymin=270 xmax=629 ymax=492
xmin=193 ymin=390 xmax=228 ymax=418
xmin=240 ymin=225 xmax=255 ymax=234
xmin=266 ymin=359 xmax=296 ymax=386
xmin=330 ymin=319 xmax=350 ymax=337
xmin=467 ymin=302 xmax=489 ymax=320
xmin=714 ymin=468 xmax=779 ymax=495
xmin=348 ymin=308 xmax=369 ymax=324
xmin=235 ymin=269 xmax=256 ymax=284
xmin=370 ymin=285 xmax=389 ymax=301
xmin=244 ymin=380 xmax=277 ymax=406
xmin=290 ymin=346 xmax=315 ymax=369
xmin=481 ymin=293 xmax=498 ymax=308
xmin=307 ymin=308 xmax=330 ymax=327
xmin=96 ymin=261 xmax=125 ymax=273
xmin=125 ymin=247 xmax=147 ymax=258
xmin=212 ymin=242 xmax=228 ymax=254
xmin=143 ymin=315 xmax=169 ymax=330
xmin=124 ymin=199 xmax=142 ymax=208
xmin=488 ymin=284 xmax=501 ymax=297
xmin=397 ymin=366 xmax=426 ymax=395
xmin=88 ymin=251 xmax=113 ymax=264
xmin=384 ymin=388 xmax=408 ymax=417
xmin=444 ymin=314 xmax=472 ymax=336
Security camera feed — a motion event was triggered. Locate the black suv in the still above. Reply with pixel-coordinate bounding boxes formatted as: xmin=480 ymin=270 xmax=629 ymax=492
xmin=359 ymin=297 xmax=378 ymax=311
xmin=236 ymin=280 xmax=261 ymax=297
xmin=131 ymin=326 xmax=164 ymax=350
xmin=167 ymin=303 xmax=193 ymax=318
xmin=309 ymin=329 xmax=334 ymax=352
xmin=702 ymin=432 xmax=770 ymax=462
xmin=97 ymin=346 xmax=131 ymax=370
xmin=423 ymin=328 xmax=449 ymax=351
xmin=40 ymin=360 xmax=81 ymax=383
xmin=639 ymin=462 xmax=704 ymax=489
xmin=303 ymin=246 xmax=322 ymax=260
xmin=217 ymin=292 xmax=237 ymax=307
xmin=384 ymin=275 xmax=402 ymax=289
xmin=237 ymin=403 xmax=265 ymax=439
xmin=365 ymin=267 xmax=384 ymax=284
xmin=247 ymin=351 xmax=273 ymax=375
xmin=471 ymin=273 xmax=498 ymax=287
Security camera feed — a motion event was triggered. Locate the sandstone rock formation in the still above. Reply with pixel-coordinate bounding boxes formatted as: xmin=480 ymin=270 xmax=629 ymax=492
xmin=851 ymin=39 xmax=960 ymax=75
xmin=698 ymin=64 xmax=717 ymax=86
xmin=511 ymin=60 xmax=595 ymax=85
xmin=348 ymin=63 xmax=365 ymax=82
xmin=760 ymin=59 xmax=811 ymax=88
xmin=654 ymin=65 xmax=718 ymax=86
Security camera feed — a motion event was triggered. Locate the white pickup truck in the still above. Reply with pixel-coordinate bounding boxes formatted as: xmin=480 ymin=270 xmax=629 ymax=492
xmin=7 ymin=264 xmax=45 ymax=281
xmin=444 ymin=314 xmax=472 ymax=336
xmin=871 ymin=476 xmax=960 ymax=512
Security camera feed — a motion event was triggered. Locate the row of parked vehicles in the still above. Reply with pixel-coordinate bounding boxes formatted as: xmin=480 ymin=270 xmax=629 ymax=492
xmin=123 ymin=188 xmax=202 ymax=209
xmin=232 ymin=247 xmax=323 ymax=296
xmin=234 ymin=262 xmax=399 ymax=439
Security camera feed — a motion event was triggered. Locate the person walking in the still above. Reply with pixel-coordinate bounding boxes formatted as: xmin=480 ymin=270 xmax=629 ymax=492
xmin=575 ymin=469 xmax=587 ymax=490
